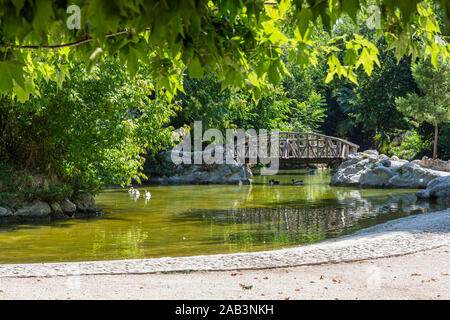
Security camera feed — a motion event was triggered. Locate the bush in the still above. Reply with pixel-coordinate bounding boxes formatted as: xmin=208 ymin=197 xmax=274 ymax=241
xmin=0 ymin=58 xmax=177 ymax=197
xmin=390 ymin=131 xmax=428 ymax=160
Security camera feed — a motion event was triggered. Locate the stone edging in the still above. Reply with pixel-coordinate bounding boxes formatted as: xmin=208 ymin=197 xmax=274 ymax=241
xmin=0 ymin=209 xmax=448 ymax=278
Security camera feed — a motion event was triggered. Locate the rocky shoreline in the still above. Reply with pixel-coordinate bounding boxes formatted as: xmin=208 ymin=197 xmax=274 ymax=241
xmin=149 ymin=150 xmax=253 ymax=185
xmin=331 ymin=150 xmax=450 ymax=189
xmin=416 ymin=175 xmax=450 ymax=201
xmin=0 ymin=193 xmax=104 ymax=223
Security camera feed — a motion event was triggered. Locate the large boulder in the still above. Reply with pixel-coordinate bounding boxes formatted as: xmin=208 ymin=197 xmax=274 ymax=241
xmin=153 ymin=150 xmax=252 ymax=185
xmin=331 ymin=151 xmax=450 ymax=188
xmin=72 ymin=193 xmax=96 ymax=212
xmin=50 ymin=202 xmax=63 ymax=214
xmin=387 ymin=163 xmax=447 ymax=188
xmin=59 ymin=198 xmax=77 ymax=213
xmin=14 ymin=201 xmax=51 ymax=217
xmin=416 ymin=176 xmax=450 ymax=200
xmin=359 ymin=165 xmax=395 ymax=187
xmin=0 ymin=207 xmax=13 ymax=217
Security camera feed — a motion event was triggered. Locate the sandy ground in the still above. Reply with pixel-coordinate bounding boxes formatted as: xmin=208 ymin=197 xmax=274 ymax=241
xmin=0 ymin=245 xmax=448 ymax=300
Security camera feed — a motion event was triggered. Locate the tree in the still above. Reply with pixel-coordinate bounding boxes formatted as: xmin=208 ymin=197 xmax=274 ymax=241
xmin=318 ymin=17 xmax=418 ymax=151
xmin=350 ymin=41 xmax=416 ymax=151
xmin=0 ymin=0 xmax=448 ymax=102
xmin=395 ymin=57 xmax=450 ymax=159
xmin=0 ymin=58 xmax=176 ymax=196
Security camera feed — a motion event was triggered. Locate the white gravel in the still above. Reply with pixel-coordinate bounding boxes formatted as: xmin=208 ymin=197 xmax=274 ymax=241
xmin=0 ymin=208 xmax=448 ymax=278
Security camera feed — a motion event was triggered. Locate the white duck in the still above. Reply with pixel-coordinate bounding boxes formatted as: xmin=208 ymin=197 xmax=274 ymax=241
xmin=133 ymin=189 xmax=140 ymax=202
xmin=144 ymin=190 xmax=151 ymax=200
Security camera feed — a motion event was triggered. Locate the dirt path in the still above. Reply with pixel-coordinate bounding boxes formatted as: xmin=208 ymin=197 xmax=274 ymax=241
xmin=0 ymin=246 xmax=448 ymax=300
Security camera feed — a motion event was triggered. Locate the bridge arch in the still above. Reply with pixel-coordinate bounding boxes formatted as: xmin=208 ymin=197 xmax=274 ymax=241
xmin=226 ymin=131 xmax=359 ymax=164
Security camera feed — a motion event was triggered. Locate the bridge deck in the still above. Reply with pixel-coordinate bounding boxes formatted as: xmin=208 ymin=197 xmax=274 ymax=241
xmin=228 ymin=131 xmax=359 ymax=163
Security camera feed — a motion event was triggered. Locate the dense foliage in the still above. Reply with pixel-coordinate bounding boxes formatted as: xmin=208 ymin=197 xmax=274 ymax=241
xmin=0 ymin=1 xmax=449 ymax=203
xmin=0 ymin=0 xmax=448 ymax=101
xmin=171 ymin=75 xmax=326 ymax=135
xmin=0 ymin=59 xmax=175 ymax=201
xmin=395 ymin=57 xmax=450 ymax=159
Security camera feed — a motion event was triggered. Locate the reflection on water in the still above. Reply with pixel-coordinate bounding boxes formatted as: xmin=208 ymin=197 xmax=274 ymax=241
xmin=0 ymin=169 xmax=446 ymax=264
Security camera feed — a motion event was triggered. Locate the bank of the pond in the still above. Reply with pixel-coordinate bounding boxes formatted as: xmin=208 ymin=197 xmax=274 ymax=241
xmin=1 ymin=246 xmax=448 ymax=299
xmin=331 ymin=150 xmax=450 ymax=189
xmin=0 ymin=193 xmax=104 ymax=223
xmin=0 ymin=208 xmax=448 ymax=278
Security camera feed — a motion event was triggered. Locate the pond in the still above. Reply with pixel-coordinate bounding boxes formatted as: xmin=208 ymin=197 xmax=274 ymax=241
xmin=0 ymin=169 xmax=446 ymax=264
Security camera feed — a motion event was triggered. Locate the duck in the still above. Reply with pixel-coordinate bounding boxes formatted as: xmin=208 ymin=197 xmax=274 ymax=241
xmin=269 ymin=179 xmax=280 ymax=186
xmin=144 ymin=190 xmax=151 ymax=200
xmin=128 ymin=186 xmax=135 ymax=194
xmin=291 ymin=179 xmax=303 ymax=185
xmin=307 ymin=169 xmax=316 ymax=175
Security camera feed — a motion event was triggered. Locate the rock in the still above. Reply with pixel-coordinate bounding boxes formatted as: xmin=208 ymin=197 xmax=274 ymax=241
xmin=360 ymin=166 xmax=395 ymax=187
xmin=330 ymin=162 xmax=366 ymax=186
xmin=14 ymin=201 xmax=51 ymax=217
xmin=416 ymin=176 xmax=450 ymax=200
xmin=59 ymin=198 xmax=77 ymax=213
xmin=49 ymin=202 xmax=68 ymax=219
xmin=0 ymin=207 xmax=13 ymax=217
xmin=72 ymin=193 xmax=96 ymax=212
xmin=50 ymin=202 xmax=63 ymax=214
xmin=379 ymin=159 xmax=391 ymax=167
xmin=331 ymin=151 xmax=450 ymax=188
xmin=72 ymin=207 xmax=104 ymax=218
xmin=386 ymin=163 xmax=447 ymax=188
xmin=89 ymin=205 xmax=103 ymax=213
xmin=363 ymin=150 xmax=379 ymax=156
xmin=152 ymin=151 xmax=252 ymax=185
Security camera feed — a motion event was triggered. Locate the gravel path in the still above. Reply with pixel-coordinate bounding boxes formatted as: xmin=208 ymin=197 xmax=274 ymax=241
xmin=1 ymin=246 xmax=448 ymax=299
xmin=0 ymin=209 xmax=448 ymax=278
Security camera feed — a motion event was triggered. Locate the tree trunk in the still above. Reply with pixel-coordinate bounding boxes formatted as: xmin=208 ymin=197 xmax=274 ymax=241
xmin=369 ymin=128 xmax=377 ymax=150
xmin=433 ymin=122 xmax=438 ymax=160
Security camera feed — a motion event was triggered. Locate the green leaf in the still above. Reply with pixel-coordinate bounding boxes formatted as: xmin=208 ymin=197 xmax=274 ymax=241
xmin=188 ymin=57 xmax=203 ymax=78
xmin=341 ymin=0 xmax=359 ymax=22
xmin=126 ymin=48 xmax=139 ymax=77
xmin=296 ymin=8 xmax=313 ymax=38
xmin=268 ymin=62 xmax=281 ymax=85
xmin=0 ymin=63 xmax=14 ymax=93
xmin=356 ymin=48 xmax=375 ymax=75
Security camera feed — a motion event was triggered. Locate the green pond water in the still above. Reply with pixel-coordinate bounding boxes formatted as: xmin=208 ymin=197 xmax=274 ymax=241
xmin=0 ymin=169 xmax=446 ymax=264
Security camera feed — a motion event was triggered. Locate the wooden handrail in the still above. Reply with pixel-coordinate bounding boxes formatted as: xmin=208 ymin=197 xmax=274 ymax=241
xmin=224 ymin=131 xmax=360 ymax=162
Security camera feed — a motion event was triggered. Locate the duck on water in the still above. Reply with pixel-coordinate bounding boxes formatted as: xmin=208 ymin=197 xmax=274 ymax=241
xmin=269 ymin=179 xmax=280 ymax=186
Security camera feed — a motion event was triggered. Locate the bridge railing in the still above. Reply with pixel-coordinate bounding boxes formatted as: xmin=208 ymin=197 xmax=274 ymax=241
xmin=225 ymin=131 xmax=359 ymax=163
xmin=278 ymin=132 xmax=359 ymax=160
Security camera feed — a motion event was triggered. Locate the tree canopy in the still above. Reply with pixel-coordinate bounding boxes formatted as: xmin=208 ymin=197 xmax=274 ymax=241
xmin=0 ymin=0 xmax=448 ymax=101
xmin=395 ymin=57 xmax=450 ymax=158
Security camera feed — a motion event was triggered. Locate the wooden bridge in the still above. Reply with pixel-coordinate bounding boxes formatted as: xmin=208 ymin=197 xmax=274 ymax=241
xmin=226 ymin=132 xmax=359 ymax=164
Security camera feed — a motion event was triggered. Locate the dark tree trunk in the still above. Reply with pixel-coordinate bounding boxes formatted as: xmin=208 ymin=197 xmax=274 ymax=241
xmin=433 ymin=122 xmax=438 ymax=160
xmin=369 ymin=128 xmax=377 ymax=150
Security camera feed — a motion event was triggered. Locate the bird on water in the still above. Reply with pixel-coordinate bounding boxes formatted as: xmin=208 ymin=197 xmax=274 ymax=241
xmin=269 ymin=179 xmax=280 ymax=186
